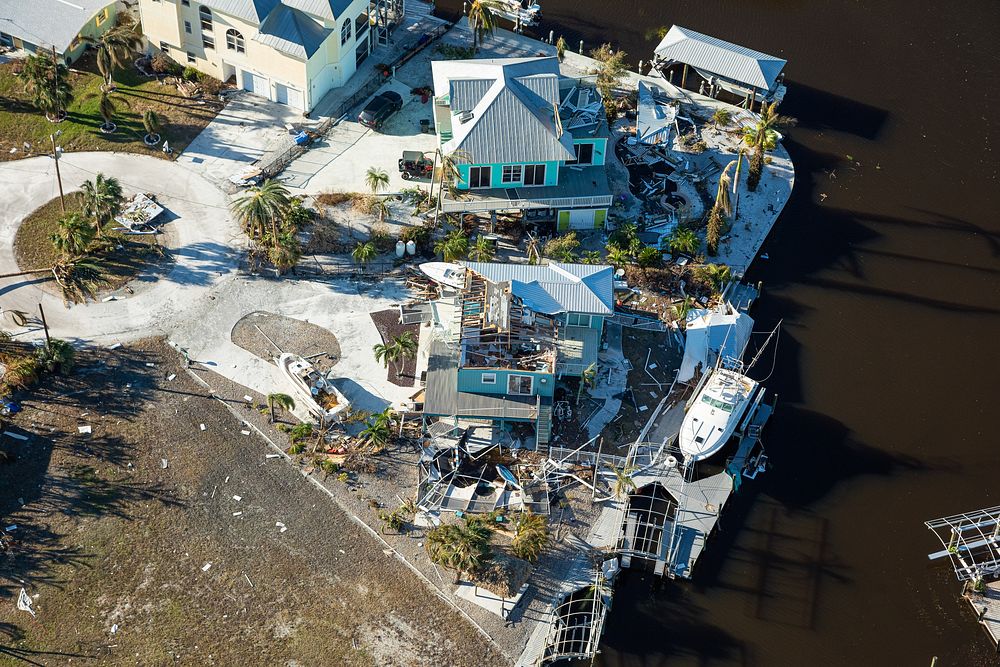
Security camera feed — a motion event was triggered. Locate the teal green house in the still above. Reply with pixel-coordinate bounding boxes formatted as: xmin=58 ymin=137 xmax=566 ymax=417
xmin=0 ymin=0 xmax=122 ymax=65
xmin=431 ymin=56 xmax=613 ymax=232
xmin=422 ymin=261 xmax=614 ymax=450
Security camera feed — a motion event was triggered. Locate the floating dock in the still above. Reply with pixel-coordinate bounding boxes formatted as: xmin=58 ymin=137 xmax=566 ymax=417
xmin=967 ymin=581 xmax=1000 ymax=652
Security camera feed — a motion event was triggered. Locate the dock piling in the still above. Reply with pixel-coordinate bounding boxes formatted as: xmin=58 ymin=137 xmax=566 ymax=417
xmin=579 ymin=40 xmax=584 ymax=54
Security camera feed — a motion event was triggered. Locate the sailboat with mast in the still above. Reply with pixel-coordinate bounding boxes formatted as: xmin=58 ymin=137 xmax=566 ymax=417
xmin=679 ymin=322 xmax=779 ymax=463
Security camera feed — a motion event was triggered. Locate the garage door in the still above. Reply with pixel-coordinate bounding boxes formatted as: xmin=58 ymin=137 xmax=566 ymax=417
xmin=242 ymin=70 xmax=269 ymax=98
xmin=561 ymin=208 xmax=602 ymax=231
xmin=275 ymin=83 xmax=304 ymax=111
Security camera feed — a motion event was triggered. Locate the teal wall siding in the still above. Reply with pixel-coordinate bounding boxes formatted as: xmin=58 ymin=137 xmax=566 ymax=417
xmin=457 ymin=368 xmax=555 ymax=397
xmin=570 ymin=137 xmax=608 ymax=166
xmin=456 ymin=161 xmax=561 ymax=190
xmin=559 ymin=313 xmax=606 ymax=332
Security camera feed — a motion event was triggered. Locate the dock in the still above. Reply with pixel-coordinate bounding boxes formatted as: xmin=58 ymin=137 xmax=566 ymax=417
xmin=967 ymin=581 xmax=1000 ymax=652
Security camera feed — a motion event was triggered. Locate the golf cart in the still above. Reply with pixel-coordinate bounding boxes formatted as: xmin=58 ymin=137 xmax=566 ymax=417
xmin=398 ymin=151 xmax=434 ymax=180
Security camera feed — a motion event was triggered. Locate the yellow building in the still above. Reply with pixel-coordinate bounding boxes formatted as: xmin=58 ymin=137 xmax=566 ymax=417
xmin=136 ymin=0 xmax=376 ymax=113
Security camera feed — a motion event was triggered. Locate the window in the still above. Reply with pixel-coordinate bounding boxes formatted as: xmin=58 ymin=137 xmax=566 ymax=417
xmin=199 ymin=5 xmax=212 ymax=32
xmin=184 ymin=20 xmax=192 ymax=34
xmin=523 ymin=163 xmax=546 ymax=186
xmin=355 ymin=12 xmax=369 ymax=37
xmin=187 ymin=51 xmax=196 ymax=63
xmin=158 ymin=41 xmax=170 ymax=52
xmin=226 ymin=28 xmax=245 ymax=53
xmin=507 ymin=374 xmax=534 ymax=395
xmin=182 ymin=0 xmax=191 ymax=5
xmin=566 ymin=313 xmax=591 ymax=328
xmin=95 ymin=8 xmax=109 ymax=27
xmin=701 ymin=394 xmax=735 ymax=412
xmin=468 ymin=165 xmax=491 ymax=189
xmin=568 ymin=142 xmax=594 ymax=165
xmin=501 ymin=165 xmax=522 ymax=184
xmin=202 ymin=34 xmax=214 ymax=50
xmin=481 ymin=372 xmax=496 ymax=385
xmin=341 ymin=20 xmax=352 ymax=45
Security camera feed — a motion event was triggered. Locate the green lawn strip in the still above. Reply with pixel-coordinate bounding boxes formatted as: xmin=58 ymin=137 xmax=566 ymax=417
xmin=14 ymin=192 xmax=163 ymax=292
xmin=0 ymin=56 xmax=219 ymax=160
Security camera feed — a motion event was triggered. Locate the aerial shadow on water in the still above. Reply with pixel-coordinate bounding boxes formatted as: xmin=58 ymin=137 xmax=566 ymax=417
xmin=781 ymin=82 xmax=889 ymax=140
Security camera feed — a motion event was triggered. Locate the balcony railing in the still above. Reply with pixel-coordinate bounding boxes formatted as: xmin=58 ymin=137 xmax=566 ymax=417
xmin=441 ymin=193 xmax=613 ymax=214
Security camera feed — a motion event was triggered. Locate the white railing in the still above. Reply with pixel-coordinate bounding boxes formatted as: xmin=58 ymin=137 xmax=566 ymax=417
xmin=440 ymin=193 xmax=614 ymax=213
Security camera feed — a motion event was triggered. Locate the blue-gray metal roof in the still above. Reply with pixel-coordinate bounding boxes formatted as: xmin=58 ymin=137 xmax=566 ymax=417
xmin=654 ymin=25 xmax=786 ymax=91
xmin=254 ymin=4 xmax=332 ymax=59
xmin=204 ymin=0 xmax=349 ymax=24
xmin=433 ymin=57 xmax=574 ymax=164
xmin=462 ymin=262 xmax=614 ymax=316
xmin=636 ymin=81 xmax=678 ymax=145
xmin=0 ymin=0 xmax=113 ymax=52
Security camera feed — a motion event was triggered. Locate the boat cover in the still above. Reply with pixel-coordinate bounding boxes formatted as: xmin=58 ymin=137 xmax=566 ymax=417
xmin=678 ymin=306 xmax=753 ymax=382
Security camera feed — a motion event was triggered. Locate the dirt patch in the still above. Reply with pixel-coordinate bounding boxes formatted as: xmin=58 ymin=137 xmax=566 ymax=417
xmin=231 ymin=311 xmax=341 ymax=370
xmin=369 ymin=309 xmax=419 ymax=387
xmin=0 ymin=339 xmax=500 ymax=666
xmin=13 ymin=192 xmax=167 ymax=296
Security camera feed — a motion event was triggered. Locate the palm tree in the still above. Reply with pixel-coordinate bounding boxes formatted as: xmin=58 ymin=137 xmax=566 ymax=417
xmin=21 ymin=52 xmax=72 ymax=121
xmin=426 ymin=523 xmax=491 ymax=582
xmin=230 ymin=179 xmax=291 ymax=246
xmin=142 ymin=110 xmax=162 ymax=144
xmin=668 ymin=226 xmax=699 ymax=255
xmin=637 ymin=246 xmax=662 ymax=268
xmin=365 ymin=166 xmax=390 ymax=223
xmin=372 ymin=340 xmax=402 ymax=374
xmin=50 ymin=213 xmax=96 ymax=258
xmin=605 ymin=243 xmax=631 ymax=268
xmin=266 ymin=392 xmax=295 ymax=423
xmin=392 ymin=331 xmax=418 ymax=378
xmin=706 ymin=171 xmax=732 ymax=256
xmin=577 ymin=362 xmax=597 ymax=404
xmin=511 ymin=512 xmax=549 ymax=562
xmin=555 ymin=36 xmax=567 ymax=62
xmin=610 ymin=464 xmax=638 ymax=499
xmin=744 ymin=101 xmax=794 ymax=191
xmin=80 ymin=173 xmax=124 ymax=238
xmin=672 ymin=295 xmax=696 ymax=320
xmin=96 ymin=89 xmax=121 ymax=132
xmin=710 ymin=107 xmax=732 ymax=128
xmin=525 ymin=233 xmax=541 ymax=265
xmin=35 ymin=339 xmax=75 ymax=374
xmin=359 ymin=411 xmax=394 ymax=451
xmin=467 ymin=0 xmax=501 ymax=49
xmin=352 ymin=241 xmax=377 ymax=267
xmin=85 ymin=23 xmax=143 ymax=89
xmin=434 ymin=229 xmax=468 ymax=262
xmin=269 ymin=231 xmax=301 ymax=273
xmin=704 ymin=263 xmax=732 ymax=291
xmin=4 ymin=356 xmax=40 ymax=390
xmin=581 ymin=249 xmax=602 ymax=264
xmin=468 ymin=236 xmax=495 ymax=262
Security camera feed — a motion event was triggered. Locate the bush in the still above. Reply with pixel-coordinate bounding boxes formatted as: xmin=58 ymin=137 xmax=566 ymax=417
xmin=288 ymin=422 xmax=313 ymax=443
xmin=400 ymin=223 xmax=431 ymax=250
xmin=636 ymin=246 xmax=662 ymax=268
xmin=197 ymin=73 xmax=223 ymax=96
xmin=369 ymin=222 xmax=394 ymax=252
xmin=543 ymin=232 xmax=580 ymax=262
xmin=315 ymin=191 xmax=355 ymax=206
xmin=182 ymin=66 xmax=199 ymax=82
xmin=151 ymin=53 xmax=180 ymax=75
xmin=288 ymin=442 xmax=306 ymax=455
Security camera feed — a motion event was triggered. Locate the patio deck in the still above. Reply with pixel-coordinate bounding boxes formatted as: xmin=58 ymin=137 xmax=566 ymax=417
xmin=440 ymin=165 xmax=613 ymax=213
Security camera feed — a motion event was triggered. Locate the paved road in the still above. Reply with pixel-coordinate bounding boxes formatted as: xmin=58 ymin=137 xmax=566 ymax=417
xmin=0 ymin=152 xmax=243 ymax=344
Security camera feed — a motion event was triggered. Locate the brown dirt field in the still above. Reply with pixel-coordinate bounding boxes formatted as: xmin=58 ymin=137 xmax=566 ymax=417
xmin=0 ymin=339 xmax=500 ymax=666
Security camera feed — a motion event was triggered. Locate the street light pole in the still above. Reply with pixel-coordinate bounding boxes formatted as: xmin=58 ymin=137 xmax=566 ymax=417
xmin=49 ymin=132 xmax=64 ymax=213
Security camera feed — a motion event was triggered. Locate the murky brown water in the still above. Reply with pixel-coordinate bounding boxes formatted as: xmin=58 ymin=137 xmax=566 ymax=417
xmin=435 ymin=0 xmax=1000 ymax=663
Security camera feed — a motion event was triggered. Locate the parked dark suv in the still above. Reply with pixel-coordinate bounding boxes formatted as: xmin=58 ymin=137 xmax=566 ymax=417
xmin=358 ymin=91 xmax=403 ymax=130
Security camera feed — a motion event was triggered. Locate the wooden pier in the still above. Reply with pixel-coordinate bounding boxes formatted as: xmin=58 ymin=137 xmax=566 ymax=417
xmin=967 ymin=581 xmax=1000 ymax=652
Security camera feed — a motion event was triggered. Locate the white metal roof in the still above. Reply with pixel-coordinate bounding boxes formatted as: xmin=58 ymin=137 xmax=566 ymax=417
xmin=0 ymin=0 xmax=113 ymax=53
xmin=462 ymin=261 xmax=614 ymax=316
xmin=654 ymin=25 xmax=786 ymax=92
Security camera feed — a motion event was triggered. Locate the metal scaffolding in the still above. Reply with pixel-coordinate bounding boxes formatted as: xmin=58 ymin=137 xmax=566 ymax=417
xmin=926 ymin=505 xmax=1000 ymax=582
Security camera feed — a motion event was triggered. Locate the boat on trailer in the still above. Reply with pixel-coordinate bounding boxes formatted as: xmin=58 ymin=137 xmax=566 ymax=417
xmin=277 ymin=353 xmax=350 ymax=424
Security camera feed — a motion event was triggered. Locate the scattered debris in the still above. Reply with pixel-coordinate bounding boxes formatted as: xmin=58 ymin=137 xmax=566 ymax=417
xmin=5 ymin=524 xmax=16 ymax=531
xmin=276 ymin=521 xmax=287 ymax=533
xmin=78 ymin=425 xmax=92 ymax=435
xmin=161 ymin=459 xmax=168 ymax=469
xmin=167 ymin=374 xmax=176 ymax=381
xmin=265 ymin=454 xmax=281 ymax=459
xmin=241 ymin=430 xmax=251 ymax=436
xmin=244 ymin=573 xmax=254 ymax=588
xmin=200 ymin=424 xmax=206 ymax=431
xmin=17 ymin=588 xmax=35 ymax=617
xmin=4 ymin=431 xmax=28 ymax=441
xmin=232 ymin=512 xmax=243 ymax=517
xmin=108 ymin=342 xmax=122 ymax=350
xmin=202 ymin=562 xmax=212 ymax=571
xmin=232 ymin=495 xmax=242 ymax=501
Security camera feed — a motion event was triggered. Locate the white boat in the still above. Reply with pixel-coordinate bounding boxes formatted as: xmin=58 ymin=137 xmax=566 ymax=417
xmin=492 ymin=0 xmax=540 ymax=26
xmin=277 ymin=353 xmax=350 ymax=424
xmin=419 ymin=262 xmax=466 ymax=289
xmin=678 ymin=365 xmax=758 ymax=462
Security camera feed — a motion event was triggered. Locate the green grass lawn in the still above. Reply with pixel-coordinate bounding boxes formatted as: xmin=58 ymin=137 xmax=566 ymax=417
xmin=14 ymin=192 xmax=164 ymax=293
xmin=0 ymin=53 xmax=220 ymax=161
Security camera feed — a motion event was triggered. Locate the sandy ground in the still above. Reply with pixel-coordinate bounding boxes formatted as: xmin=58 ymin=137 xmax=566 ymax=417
xmin=0 ymin=339 xmax=502 ymax=666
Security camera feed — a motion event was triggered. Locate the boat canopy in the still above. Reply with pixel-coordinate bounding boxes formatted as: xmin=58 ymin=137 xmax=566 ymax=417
xmin=678 ymin=306 xmax=753 ymax=383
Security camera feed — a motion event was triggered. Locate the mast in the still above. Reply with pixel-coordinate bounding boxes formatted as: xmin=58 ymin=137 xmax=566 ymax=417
xmin=747 ymin=319 xmax=782 ymax=371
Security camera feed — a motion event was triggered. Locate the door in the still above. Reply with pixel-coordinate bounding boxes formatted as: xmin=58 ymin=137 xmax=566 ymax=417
xmin=468 ymin=165 xmax=492 ymax=189
xmin=242 ymin=70 xmax=269 ymax=98
xmin=275 ymin=83 xmax=304 ymax=110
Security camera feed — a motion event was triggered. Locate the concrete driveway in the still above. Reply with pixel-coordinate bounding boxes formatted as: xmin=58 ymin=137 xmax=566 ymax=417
xmin=282 ymin=80 xmax=439 ymax=193
xmin=0 ymin=152 xmax=243 ymax=344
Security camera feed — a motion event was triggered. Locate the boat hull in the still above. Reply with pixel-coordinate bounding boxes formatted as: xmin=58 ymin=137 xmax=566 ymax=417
xmin=679 ymin=369 xmax=758 ymax=462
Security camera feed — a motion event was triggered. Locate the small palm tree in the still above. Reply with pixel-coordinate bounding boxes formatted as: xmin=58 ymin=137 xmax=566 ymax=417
xmin=610 ymin=464 xmax=638 ymax=499
xmin=525 ymin=233 xmax=541 ymax=264
xmin=268 ymin=231 xmax=301 ymax=273
xmin=744 ymin=102 xmax=795 ymax=191
xmin=605 ymin=243 xmax=631 ymax=268
xmin=35 ymin=339 xmax=75 ymax=374
xmin=373 ymin=339 xmax=401 ymax=374
xmin=468 ymin=236 xmax=495 ymax=262
xmin=365 ymin=167 xmax=390 ymax=222
xmin=22 ymin=52 xmax=73 ymax=121
xmin=711 ymin=107 xmax=732 ymax=127
xmin=96 ymin=89 xmax=121 ymax=132
xmin=392 ymin=331 xmax=418 ymax=377
xmin=668 ymin=226 xmax=699 ymax=255
xmin=706 ymin=171 xmax=732 ymax=256
xmin=434 ymin=229 xmax=468 ymax=262
xmin=511 ymin=512 xmax=549 ymax=562
xmin=142 ymin=110 xmax=162 ymax=144
xmin=467 ymin=0 xmax=502 ymax=49
xmin=352 ymin=241 xmax=377 ymax=267
xmin=672 ymin=295 xmax=696 ymax=320
xmin=266 ymin=392 xmax=295 ymax=423
xmin=86 ymin=22 xmax=143 ymax=89
xmin=359 ymin=411 xmax=394 ymax=451
xmin=555 ymin=36 xmax=567 ymax=62
xmin=577 ymin=362 xmax=597 ymax=404
xmin=704 ymin=263 xmax=732 ymax=291
xmin=230 ymin=179 xmax=291 ymax=246
xmin=80 ymin=173 xmax=124 ymax=238
xmin=4 ymin=356 xmax=40 ymax=390
xmin=581 ymin=249 xmax=602 ymax=264
xmin=426 ymin=523 xmax=491 ymax=582
xmin=50 ymin=213 xmax=96 ymax=258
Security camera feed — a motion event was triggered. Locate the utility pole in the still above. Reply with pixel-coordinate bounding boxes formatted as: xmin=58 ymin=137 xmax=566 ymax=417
xmin=49 ymin=132 xmax=64 ymax=213
xmin=38 ymin=303 xmax=50 ymax=347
